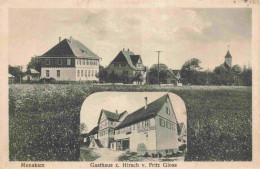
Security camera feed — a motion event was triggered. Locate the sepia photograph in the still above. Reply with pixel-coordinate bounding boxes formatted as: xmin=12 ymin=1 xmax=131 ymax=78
xmin=2 ymin=0 xmax=259 ymax=168
xmin=80 ymin=92 xmax=187 ymax=161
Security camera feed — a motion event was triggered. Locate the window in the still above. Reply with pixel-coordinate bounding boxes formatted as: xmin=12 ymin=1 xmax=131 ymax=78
xmin=81 ymin=70 xmax=83 ymax=77
xmin=137 ymin=123 xmax=140 ymax=129
xmin=114 ymin=63 xmax=119 ymax=67
xmin=95 ymin=70 xmax=98 ymax=76
xmin=144 ymin=120 xmax=148 ymax=127
xmin=57 ymin=59 xmax=62 ymax=65
xmin=121 ymin=63 xmax=126 ymax=67
xmin=77 ymin=70 xmax=80 ymax=77
xmin=46 ymin=70 xmax=49 ymax=77
xmin=83 ymin=59 xmax=85 ymax=65
xmin=160 ymin=118 xmax=165 ymax=127
xmin=79 ymin=59 xmax=81 ymax=65
xmin=87 ymin=60 xmax=89 ymax=65
xmin=57 ymin=70 xmax=60 ymax=77
xmin=147 ymin=119 xmax=151 ymax=126
xmin=88 ymin=70 xmax=91 ymax=77
xmin=92 ymin=70 xmax=94 ymax=77
xmin=67 ymin=59 xmax=71 ymax=65
xmin=45 ymin=59 xmax=50 ymax=65
xmin=166 ymin=121 xmax=171 ymax=129
xmin=85 ymin=70 xmax=87 ymax=77
xmin=166 ymin=107 xmax=170 ymax=115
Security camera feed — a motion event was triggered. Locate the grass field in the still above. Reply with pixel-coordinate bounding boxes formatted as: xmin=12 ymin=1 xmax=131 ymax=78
xmin=9 ymin=84 xmax=252 ymax=161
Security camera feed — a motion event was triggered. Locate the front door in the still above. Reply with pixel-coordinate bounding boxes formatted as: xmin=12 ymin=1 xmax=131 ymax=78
xmin=122 ymin=139 xmax=129 ymax=150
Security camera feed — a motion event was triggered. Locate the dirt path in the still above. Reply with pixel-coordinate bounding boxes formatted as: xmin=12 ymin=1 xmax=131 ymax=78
xmin=92 ymin=148 xmax=125 ymax=161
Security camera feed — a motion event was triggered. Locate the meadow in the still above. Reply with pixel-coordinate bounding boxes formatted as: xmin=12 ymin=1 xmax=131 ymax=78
xmin=9 ymin=84 xmax=252 ymax=161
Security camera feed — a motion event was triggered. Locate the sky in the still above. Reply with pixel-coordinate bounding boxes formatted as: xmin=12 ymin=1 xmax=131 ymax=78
xmin=9 ymin=8 xmax=251 ymax=70
xmin=80 ymin=92 xmax=187 ymax=132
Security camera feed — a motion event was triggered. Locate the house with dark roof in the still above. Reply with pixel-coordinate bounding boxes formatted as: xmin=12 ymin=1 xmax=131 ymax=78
xmin=86 ymin=94 xmax=182 ymax=156
xmin=22 ymin=69 xmax=41 ymax=81
xmin=166 ymin=69 xmax=181 ymax=85
xmin=107 ymin=48 xmax=147 ymax=84
xmin=87 ymin=109 xmax=128 ymax=148
xmin=39 ymin=37 xmax=101 ymax=81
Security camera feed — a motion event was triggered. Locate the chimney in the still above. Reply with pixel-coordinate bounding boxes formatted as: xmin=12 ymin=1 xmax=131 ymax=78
xmin=70 ymin=36 xmax=72 ymax=43
xmin=59 ymin=37 xmax=62 ymax=43
xmin=144 ymin=97 xmax=148 ymax=109
xmin=127 ymin=48 xmax=129 ymax=51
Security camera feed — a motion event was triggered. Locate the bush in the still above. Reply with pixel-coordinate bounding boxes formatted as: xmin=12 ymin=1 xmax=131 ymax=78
xmin=143 ymin=152 xmax=151 ymax=157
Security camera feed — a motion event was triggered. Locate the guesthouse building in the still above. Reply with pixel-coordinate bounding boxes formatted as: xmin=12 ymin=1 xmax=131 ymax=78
xmin=87 ymin=94 xmax=181 ymax=156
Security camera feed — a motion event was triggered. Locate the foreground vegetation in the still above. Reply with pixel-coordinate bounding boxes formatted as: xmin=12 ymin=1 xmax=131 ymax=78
xmin=9 ymin=84 xmax=251 ymax=161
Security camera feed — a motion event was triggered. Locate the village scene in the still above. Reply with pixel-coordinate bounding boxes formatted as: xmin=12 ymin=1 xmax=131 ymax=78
xmin=8 ymin=8 xmax=252 ymax=162
xmin=8 ymin=35 xmax=251 ymax=86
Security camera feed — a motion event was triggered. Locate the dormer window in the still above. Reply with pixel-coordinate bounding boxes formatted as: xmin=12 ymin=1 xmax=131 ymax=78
xmin=57 ymin=59 xmax=62 ymax=65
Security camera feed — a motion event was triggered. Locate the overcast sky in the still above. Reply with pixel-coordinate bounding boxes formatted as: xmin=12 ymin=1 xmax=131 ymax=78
xmin=80 ymin=92 xmax=187 ymax=132
xmin=9 ymin=8 xmax=251 ymax=70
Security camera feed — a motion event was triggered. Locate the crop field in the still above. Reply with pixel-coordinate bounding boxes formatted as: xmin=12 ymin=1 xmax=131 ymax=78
xmin=9 ymin=84 xmax=252 ymax=161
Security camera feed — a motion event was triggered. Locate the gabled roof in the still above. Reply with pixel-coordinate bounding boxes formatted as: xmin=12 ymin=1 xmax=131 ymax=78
xmin=29 ymin=69 xmax=40 ymax=74
xmin=93 ymin=139 xmax=103 ymax=148
xmin=225 ymin=50 xmax=232 ymax=58
xmin=116 ymin=94 xmax=170 ymax=129
xmin=130 ymin=55 xmax=141 ymax=66
xmin=103 ymin=110 xmax=120 ymax=121
xmin=87 ymin=126 xmax=99 ymax=137
xmin=110 ymin=50 xmax=145 ymax=71
xmin=168 ymin=69 xmax=180 ymax=79
xmin=40 ymin=37 xmax=100 ymax=59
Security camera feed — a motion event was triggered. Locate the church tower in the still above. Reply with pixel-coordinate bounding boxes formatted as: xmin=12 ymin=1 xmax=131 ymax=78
xmin=223 ymin=46 xmax=232 ymax=69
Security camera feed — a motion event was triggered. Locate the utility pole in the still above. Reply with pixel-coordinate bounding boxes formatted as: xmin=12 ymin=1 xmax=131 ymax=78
xmin=156 ymin=51 xmax=162 ymax=85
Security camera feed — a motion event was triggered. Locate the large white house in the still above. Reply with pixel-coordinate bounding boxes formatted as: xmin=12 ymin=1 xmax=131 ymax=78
xmin=86 ymin=94 xmax=185 ymax=156
xmin=39 ymin=37 xmax=101 ymax=81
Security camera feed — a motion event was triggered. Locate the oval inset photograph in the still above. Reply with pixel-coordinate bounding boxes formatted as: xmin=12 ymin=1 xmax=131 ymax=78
xmin=80 ymin=92 xmax=187 ymax=161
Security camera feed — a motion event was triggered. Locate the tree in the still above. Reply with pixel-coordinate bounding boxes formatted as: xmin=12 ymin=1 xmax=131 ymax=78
xmin=240 ymin=65 xmax=252 ymax=86
xmin=27 ymin=56 xmax=42 ymax=73
xmin=213 ymin=65 xmax=230 ymax=85
xmin=230 ymin=65 xmax=242 ymax=85
xmin=147 ymin=64 xmax=168 ymax=84
xmin=80 ymin=123 xmax=87 ymax=134
xmin=8 ymin=65 xmax=24 ymax=83
xmin=180 ymin=58 xmax=202 ymax=85
xmin=96 ymin=65 xmax=108 ymax=83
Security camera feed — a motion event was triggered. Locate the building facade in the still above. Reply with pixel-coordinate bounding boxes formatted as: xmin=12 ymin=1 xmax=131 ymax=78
xmin=107 ymin=49 xmax=147 ymax=84
xmin=166 ymin=69 xmax=181 ymax=85
xmin=87 ymin=94 xmax=183 ymax=156
xmin=39 ymin=37 xmax=100 ymax=81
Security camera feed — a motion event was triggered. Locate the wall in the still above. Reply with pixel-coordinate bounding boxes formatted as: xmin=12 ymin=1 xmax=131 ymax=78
xmin=155 ymin=97 xmax=178 ymax=153
xmin=114 ymin=118 xmax=156 ymax=153
xmin=75 ymin=68 xmax=99 ymax=81
xmin=41 ymin=67 xmax=76 ymax=81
